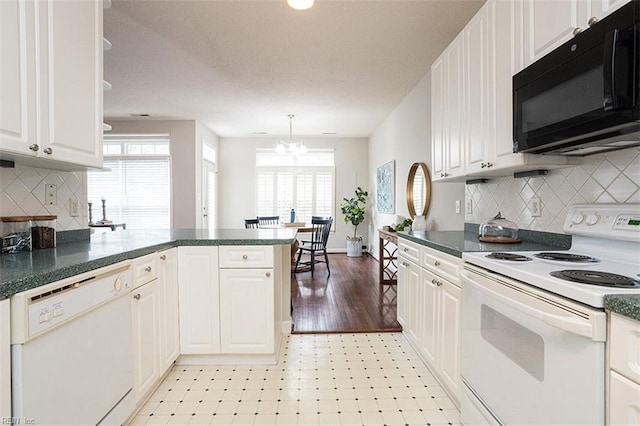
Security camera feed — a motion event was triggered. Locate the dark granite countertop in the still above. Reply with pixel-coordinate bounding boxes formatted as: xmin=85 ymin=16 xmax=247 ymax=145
xmin=397 ymin=230 xmax=570 ymax=258
xmin=605 ymin=295 xmax=640 ymax=322
xmin=0 ymin=228 xmax=296 ymax=299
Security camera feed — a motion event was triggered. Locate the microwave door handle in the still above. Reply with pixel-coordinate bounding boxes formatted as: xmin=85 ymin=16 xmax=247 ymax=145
xmin=461 ymin=270 xmax=595 ymax=340
xmin=603 ymin=28 xmax=634 ymax=111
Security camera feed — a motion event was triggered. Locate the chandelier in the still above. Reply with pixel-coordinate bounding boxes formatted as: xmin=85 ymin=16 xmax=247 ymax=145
xmin=276 ymin=114 xmax=307 ymax=155
xmin=287 ymin=0 xmax=314 ymax=11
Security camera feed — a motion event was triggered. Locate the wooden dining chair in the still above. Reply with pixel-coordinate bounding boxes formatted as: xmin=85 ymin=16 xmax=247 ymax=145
xmin=244 ymin=218 xmax=260 ymax=229
xmin=295 ymin=217 xmax=333 ymax=276
xmin=257 ymin=216 xmax=279 ymax=226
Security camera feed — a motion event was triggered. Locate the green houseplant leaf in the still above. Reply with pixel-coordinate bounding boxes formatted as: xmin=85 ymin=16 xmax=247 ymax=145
xmin=340 ymin=187 xmax=368 ymax=239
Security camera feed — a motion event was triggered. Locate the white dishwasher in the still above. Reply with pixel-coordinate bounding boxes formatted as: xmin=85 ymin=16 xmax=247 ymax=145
xmin=11 ymin=262 xmax=135 ymax=425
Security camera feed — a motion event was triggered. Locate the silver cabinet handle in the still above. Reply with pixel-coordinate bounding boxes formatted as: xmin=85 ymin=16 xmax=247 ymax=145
xmin=486 ymin=162 xmax=493 ymax=168
xmin=133 ymin=293 xmax=141 ymax=300
xmin=432 ymin=279 xmax=437 ymax=284
xmin=266 ymin=272 xmax=271 ymax=277
xmin=144 ymin=266 xmax=152 ymax=272
xmin=403 ymin=248 xmax=409 ymax=252
xmin=436 ymin=281 xmax=443 ymax=287
xmin=434 ymin=261 xmax=441 ymax=267
xmin=573 ymin=27 xmax=581 ymax=36
xmin=588 ymin=16 xmax=598 ymax=26
xmin=242 ymin=254 xmax=248 ymax=260
xmin=43 ymin=147 xmax=53 ymax=155
xmin=29 ymin=144 xmax=39 ymax=152
xmin=160 ymin=255 xmax=166 ymax=260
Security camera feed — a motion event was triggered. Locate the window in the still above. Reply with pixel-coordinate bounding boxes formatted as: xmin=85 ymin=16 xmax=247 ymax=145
xmin=255 ymin=150 xmax=335 ymax=224
xmin=87 ymin=135 xmax=171 ymax=229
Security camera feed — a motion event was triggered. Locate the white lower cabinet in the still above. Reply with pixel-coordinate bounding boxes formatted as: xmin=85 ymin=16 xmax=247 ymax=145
xmin=1 ymin=299 xmax=10 ymax=418
xmin=178 ymin=246 xmax=220 ymax=354
xmin=132 ymin=279 xmax=160 ymax=403
xmin=219 ymin=268 xmax=274 ymax=353
xmin=608 ymin=313 xmax=640 ymax=425
xmin=158 ymin=248 xmax=180 ymax=371
xmin=398 ymin=238 xmax=462 ymax=407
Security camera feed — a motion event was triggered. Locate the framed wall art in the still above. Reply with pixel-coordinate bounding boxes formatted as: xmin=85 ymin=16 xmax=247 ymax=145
xmin=376 ymin=160 xmax=395 ymax=213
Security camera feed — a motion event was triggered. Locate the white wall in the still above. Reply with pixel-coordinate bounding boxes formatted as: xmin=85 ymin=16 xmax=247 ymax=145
xmin=218 ymin=137 xmax=369 ymax=250
xmin=368 ymin=73 xmax=465 ymax=257
xmin=106 ymin=120 xmax=214 ymax=228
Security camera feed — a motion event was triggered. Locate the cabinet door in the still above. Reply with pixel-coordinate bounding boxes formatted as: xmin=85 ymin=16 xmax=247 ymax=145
xmin=178 ymin=247 xmax=220 ymax=354
xmin=465 ymin=3 xmax=491 ymax=173
xmin=0 ymin=0 xmax=37 ymax=156
xmin=609 ymin=371 xmax=640 ymax=425
xmin=445 ymin=33 xmax=465 ymax=178
xmin=397 ymin=259 xmax=409 ymax=327
xmin=39 ymin=0 xmax=103 ymax=167
xmin=439 ymin=280 xmax=462 ymax=403
xmin=219 ymin=269 xmax=274 ymax=354
xmin=158 ymin=248 xmax=179 ymax=371
xmin=522 ymin=0 xmax=584 ymax=68
xmin=431 ymin=56 xmax=447 ymax=181
xmin=132 ymin=280 xmax=160 ymax=403
xmin=406 ymin=261 xmax=421 ymax=344
xmin=588 ymin=0 xmax=630 ymax=21
xmin=0 ymin=299 xmax=10 ymax=418
xmin=419 ymin=270 xmax=439 ymax=368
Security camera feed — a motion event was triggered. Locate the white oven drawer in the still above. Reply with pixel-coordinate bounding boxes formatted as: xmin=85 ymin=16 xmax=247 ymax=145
xmin=219 ymin=245 xmax=274 ymax=268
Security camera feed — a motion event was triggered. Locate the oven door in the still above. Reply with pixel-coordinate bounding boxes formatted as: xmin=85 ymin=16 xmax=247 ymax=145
xmin=460 ymin=266 xmax=606 ymax=425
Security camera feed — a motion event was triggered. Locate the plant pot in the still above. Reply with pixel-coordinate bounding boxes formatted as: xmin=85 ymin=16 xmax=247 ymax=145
xmin=346 ymin=236 xmax=363 ymax=257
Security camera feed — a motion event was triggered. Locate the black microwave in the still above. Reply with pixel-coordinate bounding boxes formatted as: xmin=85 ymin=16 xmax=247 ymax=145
xmin=513 ymin=1 xmax=639 ymax=156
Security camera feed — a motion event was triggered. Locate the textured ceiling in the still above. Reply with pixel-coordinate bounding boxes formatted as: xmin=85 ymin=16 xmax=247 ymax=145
xmin=104 ymin=0 xmax=485 ymax=137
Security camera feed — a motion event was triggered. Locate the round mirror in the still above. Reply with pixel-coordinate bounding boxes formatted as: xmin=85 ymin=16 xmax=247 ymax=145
xmin=406 ymin=162 xmax=432 ymax=218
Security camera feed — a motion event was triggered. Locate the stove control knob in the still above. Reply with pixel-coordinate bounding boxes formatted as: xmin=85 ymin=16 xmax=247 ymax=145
xmin=585 ymin=214 xmax=600 ymax=226
xmin=571 ymin=213 xmax=585 ymax=225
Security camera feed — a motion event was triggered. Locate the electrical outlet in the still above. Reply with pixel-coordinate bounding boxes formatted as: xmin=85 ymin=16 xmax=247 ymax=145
xmin=69 ymin=198 xmax=80 ymax=217
xmin=455 ymin=200 xmax=461 ymax=214
xmin=466 ymin=198 xmax=473 ymax=214
xmin=530 ymin=196 xmax=542 ymax=217
xmin=45 ymin=184 xmax=57 ymax=205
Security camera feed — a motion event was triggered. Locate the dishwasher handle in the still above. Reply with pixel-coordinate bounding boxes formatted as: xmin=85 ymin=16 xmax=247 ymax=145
xmin=461 ymin=270 xmax=599 ymax=341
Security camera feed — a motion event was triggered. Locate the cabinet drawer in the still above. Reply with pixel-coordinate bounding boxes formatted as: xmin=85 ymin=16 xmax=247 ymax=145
xmin=610 ymin=313 xmax=640 ymax=384
xmin=422 ymin=246 xmax=461 ymax=285
xmin=219 ymin=246 xmax=274 ymax=268
xmin=398 ymin=238 xmax=421 ymax=264
xmin=131 ymin=253 xmax=158 ymax=289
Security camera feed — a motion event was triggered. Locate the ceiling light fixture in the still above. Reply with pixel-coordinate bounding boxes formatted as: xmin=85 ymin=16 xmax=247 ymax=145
xmin=287 ymin=0 xmax=314 ymax=11
xmin=276 ymin=114 xmax=307 ymax=155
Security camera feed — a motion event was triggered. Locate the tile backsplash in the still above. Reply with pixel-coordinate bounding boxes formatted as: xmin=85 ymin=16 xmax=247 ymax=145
xmin=465 ymin=147 xmax=640 ymax=233
xmin=0 ymin=164 xmax=87 ymax=231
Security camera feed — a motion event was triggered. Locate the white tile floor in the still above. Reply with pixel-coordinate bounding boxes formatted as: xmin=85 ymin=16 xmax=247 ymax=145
xmin=129 ymin=333 xmax=460 ymax=425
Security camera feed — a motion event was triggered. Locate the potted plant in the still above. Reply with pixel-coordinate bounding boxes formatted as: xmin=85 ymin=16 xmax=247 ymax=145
xmin=340 ymin=186 xmax=368 ymax=257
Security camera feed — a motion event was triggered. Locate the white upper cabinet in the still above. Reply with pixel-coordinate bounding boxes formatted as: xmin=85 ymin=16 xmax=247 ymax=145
xmin=520 ymin=0 xmax=631 ymax=71
xmin=0 ymin=0 xmax=103 ymax=169
xmin=431 ymin=0 xmax=581 ymax=182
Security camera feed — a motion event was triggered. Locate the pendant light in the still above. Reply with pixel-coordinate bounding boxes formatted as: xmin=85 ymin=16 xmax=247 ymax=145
xmin=287 ymin=0 xmax=314 ymax=11
xmin=276 ymin=114 xmax=307 ymax=155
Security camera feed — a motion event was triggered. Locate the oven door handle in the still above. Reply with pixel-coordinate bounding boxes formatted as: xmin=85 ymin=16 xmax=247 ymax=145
xmin=461 ymin=270 xmax=595 ymax=340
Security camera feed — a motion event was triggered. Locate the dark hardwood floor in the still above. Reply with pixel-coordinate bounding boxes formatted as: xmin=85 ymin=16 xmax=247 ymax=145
xmin=291 ymin=253 xmax=401 ymax=333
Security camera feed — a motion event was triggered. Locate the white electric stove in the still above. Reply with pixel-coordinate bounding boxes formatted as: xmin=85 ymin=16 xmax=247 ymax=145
xmin=463 ymin=203 xmax=640 ymax=308
xmin=460 ymin=203 xmax=640 ymax=426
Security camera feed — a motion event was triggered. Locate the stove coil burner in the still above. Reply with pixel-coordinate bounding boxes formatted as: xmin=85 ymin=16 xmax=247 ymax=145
xmin=485 ymin=252 xmax=532 ymax=262
xmin=534 ymin=252 xmax=599 ymax=263
xmin=550 ymin=270 xmax=640 ymax=288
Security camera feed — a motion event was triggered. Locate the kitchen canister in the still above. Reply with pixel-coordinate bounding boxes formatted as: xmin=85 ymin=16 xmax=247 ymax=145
xmin=31 ymin=215 xmax=57 ymax=249
xmin=412 ymin=215 xmax=428 ymax=231
xmin=1 ymin=216 xmax=32 ymax=254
